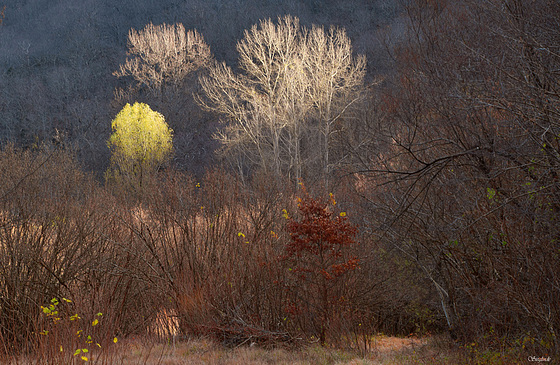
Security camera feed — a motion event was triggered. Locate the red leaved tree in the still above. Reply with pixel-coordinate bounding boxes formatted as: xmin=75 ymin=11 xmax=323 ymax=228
xmin=284 ymin=191 xmax=359 ymax=346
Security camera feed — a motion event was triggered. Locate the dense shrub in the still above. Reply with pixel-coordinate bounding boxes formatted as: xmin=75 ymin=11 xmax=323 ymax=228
xmin=0 ymin=145 xmax=117 ymax=352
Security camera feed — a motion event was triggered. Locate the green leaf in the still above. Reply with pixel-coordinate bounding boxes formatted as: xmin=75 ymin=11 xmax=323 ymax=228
xmin=486 ymin=187 xmax=496 ymax=201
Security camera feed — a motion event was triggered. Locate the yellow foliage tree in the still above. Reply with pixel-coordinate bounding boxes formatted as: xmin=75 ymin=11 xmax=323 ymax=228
xmin=107 ymin=102 xmax=173 ymax=191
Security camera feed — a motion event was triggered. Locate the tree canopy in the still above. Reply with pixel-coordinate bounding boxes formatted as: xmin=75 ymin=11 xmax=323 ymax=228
xmin=107 ymin=102 xmax=173 ymax=188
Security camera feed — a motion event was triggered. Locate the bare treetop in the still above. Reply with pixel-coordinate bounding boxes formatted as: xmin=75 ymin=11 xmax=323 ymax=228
xmin=115 ymin=23 xmax=212 ymax=94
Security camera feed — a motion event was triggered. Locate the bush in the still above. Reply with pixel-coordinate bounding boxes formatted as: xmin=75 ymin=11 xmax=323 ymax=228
xmin=0 ymin=144 xmax=115 ymax=354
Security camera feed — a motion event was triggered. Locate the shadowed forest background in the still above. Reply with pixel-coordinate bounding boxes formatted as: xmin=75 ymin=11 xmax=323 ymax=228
xmin=0 ymin=0 xmax=559 ymax=363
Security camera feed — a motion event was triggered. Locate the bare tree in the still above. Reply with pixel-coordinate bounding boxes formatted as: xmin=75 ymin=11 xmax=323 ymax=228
xmin=198 ymin=16 xmax=366 ymax=184
xmin=115 ymin=22 xmax=211 ymax=97
xmin=303 ymin=25 xmax=366 ymax=186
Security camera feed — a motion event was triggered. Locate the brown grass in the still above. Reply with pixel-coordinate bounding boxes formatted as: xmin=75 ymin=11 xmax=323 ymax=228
xmin=52 ymin=335 xmax=466 ymax=365
xmin=3 ymin=328 xmax=528 ymax=364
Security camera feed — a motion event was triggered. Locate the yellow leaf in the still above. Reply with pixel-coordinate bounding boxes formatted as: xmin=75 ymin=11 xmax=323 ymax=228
xmin=113 ymin=337 xmax=118 ymax=343
xmin=339 ymin=212 xmax=346 ymax=217
xmin=329 ymin=193 xmax=337 ymax=205
xmin=92 ymin=319 xmax=99 ymax=326
xmin=81 ymin=356 xmax=89 ymax=361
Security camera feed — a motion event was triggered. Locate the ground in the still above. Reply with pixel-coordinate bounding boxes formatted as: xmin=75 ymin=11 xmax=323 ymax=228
xmin=109 ymin=335 xmax=460 ymax=365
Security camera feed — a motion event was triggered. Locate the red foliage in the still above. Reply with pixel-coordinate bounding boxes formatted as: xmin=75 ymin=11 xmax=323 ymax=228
xmin=286 ymin=193 xmax=358 ymax=275
xmin=283 ymin=191 xmax=359 ymax=345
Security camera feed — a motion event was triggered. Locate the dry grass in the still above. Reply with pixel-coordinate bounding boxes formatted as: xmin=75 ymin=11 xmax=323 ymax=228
xmin=64 ymin=335 xmax=465 ymax=365
xmin=4 ymin=334 xmax=530 ymax=364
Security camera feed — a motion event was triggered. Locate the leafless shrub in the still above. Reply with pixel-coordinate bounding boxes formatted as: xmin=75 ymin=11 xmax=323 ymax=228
xmin=0 ymin=144 xmax=117 ymax=353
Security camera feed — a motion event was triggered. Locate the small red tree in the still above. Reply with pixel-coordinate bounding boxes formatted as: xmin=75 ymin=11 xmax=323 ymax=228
xmin=285 ymin=191 xmax=359 ymax=346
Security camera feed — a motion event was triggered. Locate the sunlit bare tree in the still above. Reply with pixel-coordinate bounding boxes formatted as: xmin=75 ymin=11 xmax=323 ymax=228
xmin=303 ymin=25 xmax=366 ymax=183
xmin=198 ymin=16 xmax=366 ymax=184
xmin=115 ymin=22 xmax=211 ymax=96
